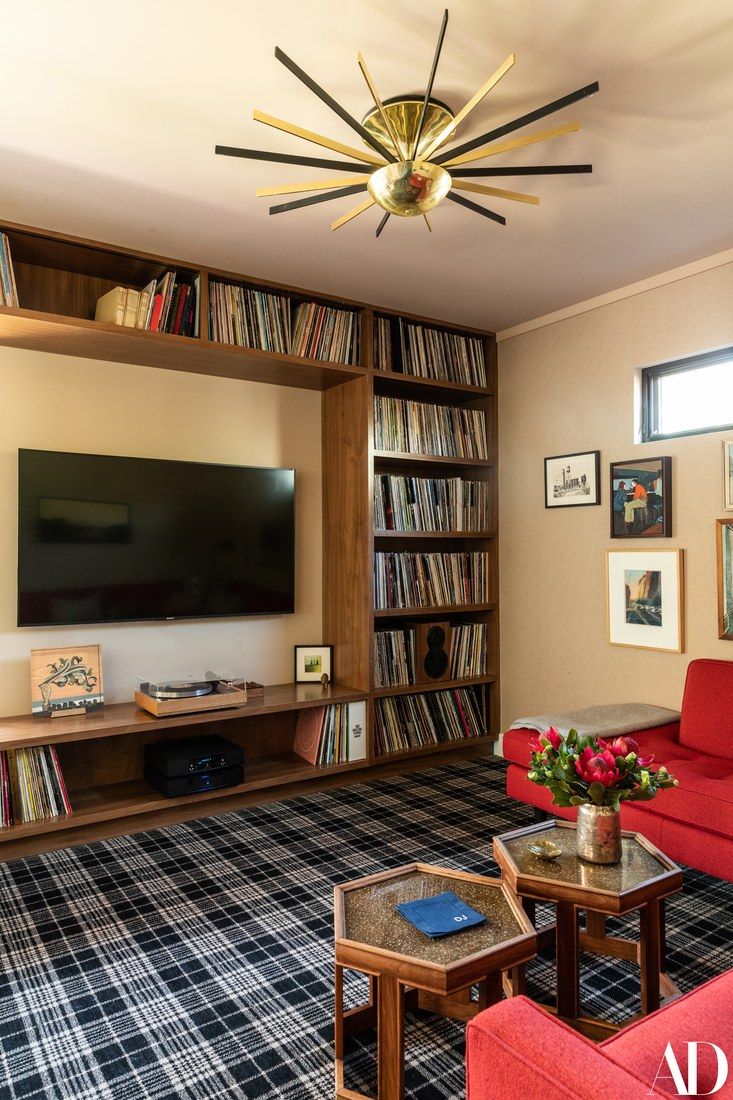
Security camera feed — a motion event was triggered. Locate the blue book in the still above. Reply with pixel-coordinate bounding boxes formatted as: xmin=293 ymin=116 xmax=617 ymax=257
xmin=395 ymin=891 xmax=487 ymax=938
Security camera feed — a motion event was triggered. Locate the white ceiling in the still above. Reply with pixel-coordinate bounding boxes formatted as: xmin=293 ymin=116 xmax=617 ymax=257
xmin=2 ymin=0 xmax=733 ymax=330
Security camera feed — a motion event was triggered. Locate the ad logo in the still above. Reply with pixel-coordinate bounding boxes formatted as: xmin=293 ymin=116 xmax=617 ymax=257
xmin=650 ymin=1043 xmax=729 ymax=1096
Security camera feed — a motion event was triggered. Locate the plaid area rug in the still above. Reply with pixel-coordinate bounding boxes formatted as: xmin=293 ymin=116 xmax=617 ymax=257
xmin=0 ymin=757 xmax=730 ymax=1100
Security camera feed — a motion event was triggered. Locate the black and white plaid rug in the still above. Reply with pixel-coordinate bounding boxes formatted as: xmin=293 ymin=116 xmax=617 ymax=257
xmin=0 ymin=757 xmax=730 ymax=1100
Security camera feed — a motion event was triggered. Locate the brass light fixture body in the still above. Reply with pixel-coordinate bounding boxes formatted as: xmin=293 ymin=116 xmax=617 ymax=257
xmin=215 ymin=9 xmax=599 ymax=236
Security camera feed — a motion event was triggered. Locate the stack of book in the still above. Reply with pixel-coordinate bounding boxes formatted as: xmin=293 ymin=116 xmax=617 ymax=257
xmin=374 ymin=687 xmax=485 ymax=754
xmin=291 ymin=301 xmax=359 ymax=364
xmin=293 ymin=701 xmax=367 ymax=766
xmin=0 ymin=232 xmax=19 ymax=307
xmin=2 ymin=745 xmax=72 ymax=826
xmin=449 ymin=622 xmax=488 ymax=679
xmin=389 ymin=320 xmax=487 ymax=387
xmin=373 ymin=396 xmax=488 ymax=459
xmin=374 ymin=627 xmax=416 ymax=688
xmin=209 ymin=282 xmax=291 ymax=353
xmin=374 ymin=315 xmax=393 ymax=371
xmin=95 ymin=272 xmax=199 ymax=336
xmin=374 ymin=474 xmax=490 ymax=532
xmin=208 ymin=284 xmax=360 ymax=364
xmin=374 ymin=551 xmax=490 ymax=610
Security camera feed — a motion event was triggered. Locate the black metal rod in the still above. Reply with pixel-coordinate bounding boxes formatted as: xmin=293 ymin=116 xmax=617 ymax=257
xmin=412 ymin=9 xmax=449 ymax=158
xmin=274 ymin=47 xmax=395 ymax=163
xmin=433 ymin=80 xmax=600 ymax=165
xmin=452 ymin=164 xmax=593 ymax=177
xmin=446 ymin=191 xmax=506 ymax=225
xmin=269 ymin=183 xmax=367 ymax=215
xmin=215 ymin=146 xmax=376 ymax=173
xmin=375 ymin=213 xmax=391 ymax=237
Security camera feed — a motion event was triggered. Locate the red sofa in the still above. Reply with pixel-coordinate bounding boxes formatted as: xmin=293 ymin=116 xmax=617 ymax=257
xmin=466 ymin=969 xmax=733 ymax=1098
xmin=503 ymin=659 xmax=733 ymax=882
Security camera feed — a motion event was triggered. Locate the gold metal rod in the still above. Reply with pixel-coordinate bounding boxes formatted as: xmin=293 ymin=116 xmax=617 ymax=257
xmin=423 ymin=214 xmax=432 ymax=232
xmin=331 ymin=196 xmax=377 ymax=231
xmin=256 ymin=175 xmax=370 ymax=197
xmin=421 ymin=53 xmax=516 ymax=160
xmin=357 ymin=53 xmax=406 ymax=159
xmin=451 ymin=180 xmax=539 ymax=204
xmin=252 ymin=109 xmax=384 ymax=166
xmin=443 ymin=121 xmax=581 ymax=168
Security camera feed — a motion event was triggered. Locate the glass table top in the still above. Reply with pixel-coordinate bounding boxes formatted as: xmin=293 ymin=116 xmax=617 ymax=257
xmin=342 ymin=869 xmax=525 ymax=965
xmin=501 ymin=825 xmax=668 ymax=894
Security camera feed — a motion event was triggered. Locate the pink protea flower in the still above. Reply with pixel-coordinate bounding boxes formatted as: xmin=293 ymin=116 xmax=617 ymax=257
xmin=575 ymin=746 xmax=622 ymax=788
xmin=599 ymin=736 xmax=639 ymax=757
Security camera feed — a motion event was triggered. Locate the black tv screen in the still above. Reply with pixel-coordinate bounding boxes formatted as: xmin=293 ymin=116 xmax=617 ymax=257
xmin=18 ymin=449 xmax=295 ymax=626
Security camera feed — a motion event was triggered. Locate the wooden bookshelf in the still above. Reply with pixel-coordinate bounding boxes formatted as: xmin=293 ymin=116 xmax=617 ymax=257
xmin=0 ymin=219 xmax=499 ymax=856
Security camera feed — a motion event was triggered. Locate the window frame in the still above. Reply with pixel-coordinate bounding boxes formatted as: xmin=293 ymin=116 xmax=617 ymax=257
xmin=641 ymin=345 xmax=733 ymax=443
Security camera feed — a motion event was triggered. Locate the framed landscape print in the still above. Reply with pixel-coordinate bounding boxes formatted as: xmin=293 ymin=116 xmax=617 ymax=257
xmin=606 ymin=549 xmax=684 ymax=652
xmin=610 ymin=456 xmax=671 ymax=538
xmin=716 ymin=520 xmax=733 ymax=639
xmin=294 ymin=644 xmax=333 ymax=684
xmin=544 ymin=451 xmax=601 ymax=508
xmin=723 ymin=442 xmax=733 ymax=511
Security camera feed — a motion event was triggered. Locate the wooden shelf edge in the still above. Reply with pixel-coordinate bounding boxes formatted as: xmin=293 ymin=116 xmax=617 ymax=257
xmin=371 ymin=369 xmax=494 ymax=398
xmin=374 ymin=604 xmax=497 ymax=619
xmin=374 ymin=530 xmax=495 ymax=539
xmin=372 ymin=675 xmax=496 ymax=698
xmin=372 ymin=450 xmax=493 ymax=468
xmin=374 ymin=735 xmax=494 ymax=763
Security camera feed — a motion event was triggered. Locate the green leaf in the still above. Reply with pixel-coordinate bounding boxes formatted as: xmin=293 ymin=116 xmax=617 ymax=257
xmin=565 ymin=728 xmax=577 ymax=747
xmin=569 ymin=795 xmax=587 ymax=806
xmin=588 ymin=781 xmax=606 ymax=806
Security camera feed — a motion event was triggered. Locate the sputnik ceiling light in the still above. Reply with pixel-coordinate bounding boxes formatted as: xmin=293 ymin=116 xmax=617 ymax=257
xmin=215 ymin=9 xmax=599 ymax=236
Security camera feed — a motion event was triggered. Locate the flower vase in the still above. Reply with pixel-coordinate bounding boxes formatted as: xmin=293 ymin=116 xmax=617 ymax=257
xmin=576 ymin=804 xmax=622 ymax=864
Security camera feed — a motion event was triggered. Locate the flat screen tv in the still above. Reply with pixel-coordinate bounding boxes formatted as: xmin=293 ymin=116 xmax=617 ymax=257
xmin=18 ymin=449 xmax=295 ymax=626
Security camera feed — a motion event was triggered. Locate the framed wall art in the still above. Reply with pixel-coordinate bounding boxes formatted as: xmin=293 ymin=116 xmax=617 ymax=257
xmin=606 ymin=549 xmax=684 ymax=652
xmin=610 ymin=456 xmax=671 ymax=538
xmin=544 ymin=450 xmax=601 ymax=508
xmin=31 ymin=645 xmax=104 ymax=717
xmin=723 ymin=442 xmax=733 ymax=511
xmin=716 ymin=519 xmax=733 ymax=639
xmin=294 ymin=644 xmax=333 ymax=684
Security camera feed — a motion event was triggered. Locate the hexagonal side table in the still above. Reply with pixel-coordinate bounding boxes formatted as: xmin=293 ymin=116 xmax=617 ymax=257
xmin=333 ymin=863 xmax=536 ymax=1100
xmin=493 ymin=820 xmax=683 ymax=1039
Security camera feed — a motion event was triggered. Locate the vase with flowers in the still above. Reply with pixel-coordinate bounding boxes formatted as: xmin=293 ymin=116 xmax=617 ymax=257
xmin=527 ymin=727 xmax=678 ymax=864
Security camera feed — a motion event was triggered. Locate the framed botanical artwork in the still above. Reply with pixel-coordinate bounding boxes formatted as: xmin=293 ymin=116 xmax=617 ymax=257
xmin=716 ymin=520 xmax=733 ymax=639
xmin=610 ymin=456 xmax=672 ymax=538
xmin=723 ymin=442 xmax=733 ymax=511
xmin=294 ymin=644 xmax=333 ymax=684
xmin=544 ymin=451 xmax=600 ymax=508
xmin=31 ymin=644 xmax=104 ymax=717
xmin=606 ymin=550 xmax=684 ymax=652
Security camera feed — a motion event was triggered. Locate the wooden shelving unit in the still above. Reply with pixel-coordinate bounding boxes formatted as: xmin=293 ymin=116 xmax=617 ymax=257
xmin=0 ymin=219 xmax=499 ymax=859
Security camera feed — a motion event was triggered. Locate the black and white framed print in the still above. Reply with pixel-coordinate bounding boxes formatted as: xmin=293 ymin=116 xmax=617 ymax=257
xmin=544 ymin=450 xmax=601 ymax=508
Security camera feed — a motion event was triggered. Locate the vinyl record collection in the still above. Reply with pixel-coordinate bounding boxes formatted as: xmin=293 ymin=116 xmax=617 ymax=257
xmin=0 ymin=232 xmax=19 ymax=307
xmin=374 ymin=686 xmax=486 ymax=755
xmin=449 ymin=622 xmax=488 ymax=679
xmin=94 ymin=271 xmax=199 ymax=336
xmin=398 ymin=320 xmax=487 ymax=387
xmin=374 ymin=396 xmax=488 ymax=459
xmin=208 ymin=282 xmax=359 ymax=364
xmin=374 ymin=551 xmax=490 ymax=610
xmin=374 ymin=474 xmax=491 ymax=532
xmin=373 ymin=627 xmax=417 ymax=688
xmin=1 ymin=745 xmax=72 ymax=827
xmin=374 ymin=315 xmax=393 ymax=371
xmin=293 ymin=702 xmax=366 ymax=766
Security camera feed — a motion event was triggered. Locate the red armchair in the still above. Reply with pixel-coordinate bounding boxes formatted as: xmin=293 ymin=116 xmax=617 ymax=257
xmin=503 ymin=659 xmax=733 ymax=881
xmin=466 ymin=969 xmax=733 ymax=1099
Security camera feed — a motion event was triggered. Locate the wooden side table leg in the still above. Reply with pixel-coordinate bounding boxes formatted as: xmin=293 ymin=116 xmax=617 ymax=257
xmin=335 ymin=964 xmax=345 ymax=1060
xmin=555 ymin=901 xmax=580 ymax=1019
xmin=378 ymin=973 xmax=404 ymax=1100
xmin=478 ymin=970 xmax=503 ymax=1010
xmin=640 ymin=899 xmax=662 ymax=1016
xmin=586 ymin=911 xmax=606 ymax=939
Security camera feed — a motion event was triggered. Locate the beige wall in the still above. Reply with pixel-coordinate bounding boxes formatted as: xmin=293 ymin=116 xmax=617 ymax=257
xmin=0 ymin=349 xmax=322 ymax=715
xmin=499 ymin=261 xmax=733 ymax=727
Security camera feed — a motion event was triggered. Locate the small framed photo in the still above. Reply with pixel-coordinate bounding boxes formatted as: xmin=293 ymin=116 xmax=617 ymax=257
xmin=723 ymin=442 xmax=733 ymax=511
xmin=31 ymin=644 xmax=104 ymax=717
xmin=716 ymin=520 xmax=733 ymax=639
xmin=606 ymin=549 xmax=684 ymax=652
xmin=294 ymin=644 xmax=333 ymax=684
xmin=610 ymin=456 xmax=672 ymax=538
xmin=544 ymin=451 xmax=601 ymax=508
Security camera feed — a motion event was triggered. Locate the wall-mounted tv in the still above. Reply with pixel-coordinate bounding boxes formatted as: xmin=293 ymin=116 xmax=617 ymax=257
xmin=18 ymin=449 xmax=295 ymax=626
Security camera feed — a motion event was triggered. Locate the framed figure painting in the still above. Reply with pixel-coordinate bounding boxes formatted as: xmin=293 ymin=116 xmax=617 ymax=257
xmin=544 ymin=451 xmax=600 ymax=508
xmin=606 ymin=549 xmax=684 ymax=652
xmin=610 ymin=457 xmax=671 ymax=538
xmin=716 ymin=520 xmax=733 ymax=639
xmin=723 ymin=442 xmax=733 ymax=511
